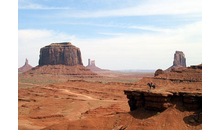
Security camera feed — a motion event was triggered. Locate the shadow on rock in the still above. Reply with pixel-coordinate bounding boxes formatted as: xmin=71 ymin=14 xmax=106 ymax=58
xmin=128 ymin=108 xmax=158 ymax=119
xmin=183 ymin=112 xmax=202 ymax=126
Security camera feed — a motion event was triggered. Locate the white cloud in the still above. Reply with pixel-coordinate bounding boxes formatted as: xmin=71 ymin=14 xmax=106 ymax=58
xmin=18 ymin=3 xmax=69 ymax=10
xmin=129 ymin=26 xmax=173 ymax=33
xmin=64 ymin=0 xmax=202 ymax=18
xmin=74 ymin=21 xmax=202 ymax=69
xmin=18 ymin=4 xmax=69 ymax=10
xmin=98 ymin=32 xmax=126 ymax=36
xmin=18 ymin=29 xmax=75 ymax=67
xmin=18 ymin=21 xmax=202 ymax=70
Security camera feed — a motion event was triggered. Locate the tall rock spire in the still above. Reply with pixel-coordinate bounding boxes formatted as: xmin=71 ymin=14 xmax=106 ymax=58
xmin=18 ymin=58 xmax=33 ymax=73
xmin=25 ymin=58 xmax=28 ymax=65
xmin=165 ymin=51 xmax=186 ymax=72
xmin=173 ymin=51 xmax=186 ymax=67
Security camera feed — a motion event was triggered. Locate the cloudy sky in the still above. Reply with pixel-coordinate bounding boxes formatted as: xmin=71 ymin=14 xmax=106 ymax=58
xmin=18 ymin=0 xmax=202 ymax=70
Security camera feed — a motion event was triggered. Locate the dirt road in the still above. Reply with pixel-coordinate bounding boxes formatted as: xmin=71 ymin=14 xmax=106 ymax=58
xmin=44 ymin=86 xmax=125 ymax=103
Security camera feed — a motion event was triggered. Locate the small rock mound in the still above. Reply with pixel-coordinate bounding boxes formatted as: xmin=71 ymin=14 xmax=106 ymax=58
xmin=154 ymin=69 xmax=164 ymax=77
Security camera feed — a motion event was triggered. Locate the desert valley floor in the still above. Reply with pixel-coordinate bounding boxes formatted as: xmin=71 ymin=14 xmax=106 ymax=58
xmin=18 ymin=65 xmax=202 ymax=130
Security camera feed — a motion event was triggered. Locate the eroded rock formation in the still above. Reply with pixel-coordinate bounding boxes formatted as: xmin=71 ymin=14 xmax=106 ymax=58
xmin=156 ymin=65 xmax=202 ymax=82
xmin=154 ymin=69 xmax=164 ymax=77
xmin=173 ymin=51 xmax=186 ymax=67
xmin=124 ymin=89 xmax=202 ymax=111
xmin=19 ymin=42 xmax=100 ymax=78
xmin=165 ymin=51 xmax=186 ymax=72
xmin=39 ymin=42 xmax=83 ymax=66
xmin=125 ymin=64 xmax=202 ymax=112
xmin=18 ymin=58 xmax=33 ymax=73
xmin=86 ymin=59 xmax=109 ymax=72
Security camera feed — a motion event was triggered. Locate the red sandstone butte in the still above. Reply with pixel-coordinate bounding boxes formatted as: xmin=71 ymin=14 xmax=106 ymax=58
xmin=39 ymin=42 xmax=83 ymax=66
xmin=165 ymin=51 xmax=186 ymax=72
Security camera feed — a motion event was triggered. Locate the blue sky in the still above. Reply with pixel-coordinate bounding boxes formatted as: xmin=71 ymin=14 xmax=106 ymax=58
xmin=18 ymin=0 xmax=202 ymax=70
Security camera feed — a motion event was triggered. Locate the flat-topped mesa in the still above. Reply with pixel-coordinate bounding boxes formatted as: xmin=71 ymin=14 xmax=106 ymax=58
xmin=39 ymin=42 xmax=83 ymax=66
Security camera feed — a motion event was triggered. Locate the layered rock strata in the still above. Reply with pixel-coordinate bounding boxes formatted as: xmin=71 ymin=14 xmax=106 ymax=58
xmin=155 ymin=65 xmax=202 ymax=82
xmin=124 ymin=89 xmax=202 ymax=112
xmin=39 ymin=42 xmax=83 ymax=66
xmin=23 ymin=65 xmax=98 ymax=78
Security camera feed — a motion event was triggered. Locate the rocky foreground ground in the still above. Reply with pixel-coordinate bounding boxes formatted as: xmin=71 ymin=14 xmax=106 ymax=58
xmin=18 ymin=65 xmax=202 ymax=130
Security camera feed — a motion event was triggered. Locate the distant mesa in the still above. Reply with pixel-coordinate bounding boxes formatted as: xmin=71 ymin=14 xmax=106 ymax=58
xmin=165 ymin=51 xmax=186 ymax=72
xmin=39 ymin=42 xmax=83 ymax=66
xmin=18 ymin=58 xmax=33 ymax=73
xmin=19 ymin=42 xmax=99 ymax=78
xmin=86 ymin=59 xmax=109 ymax=72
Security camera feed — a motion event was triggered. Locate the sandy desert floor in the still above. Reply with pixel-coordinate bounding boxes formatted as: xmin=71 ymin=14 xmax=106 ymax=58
xmin=18 ymin=70 xmax=202 ymax=130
